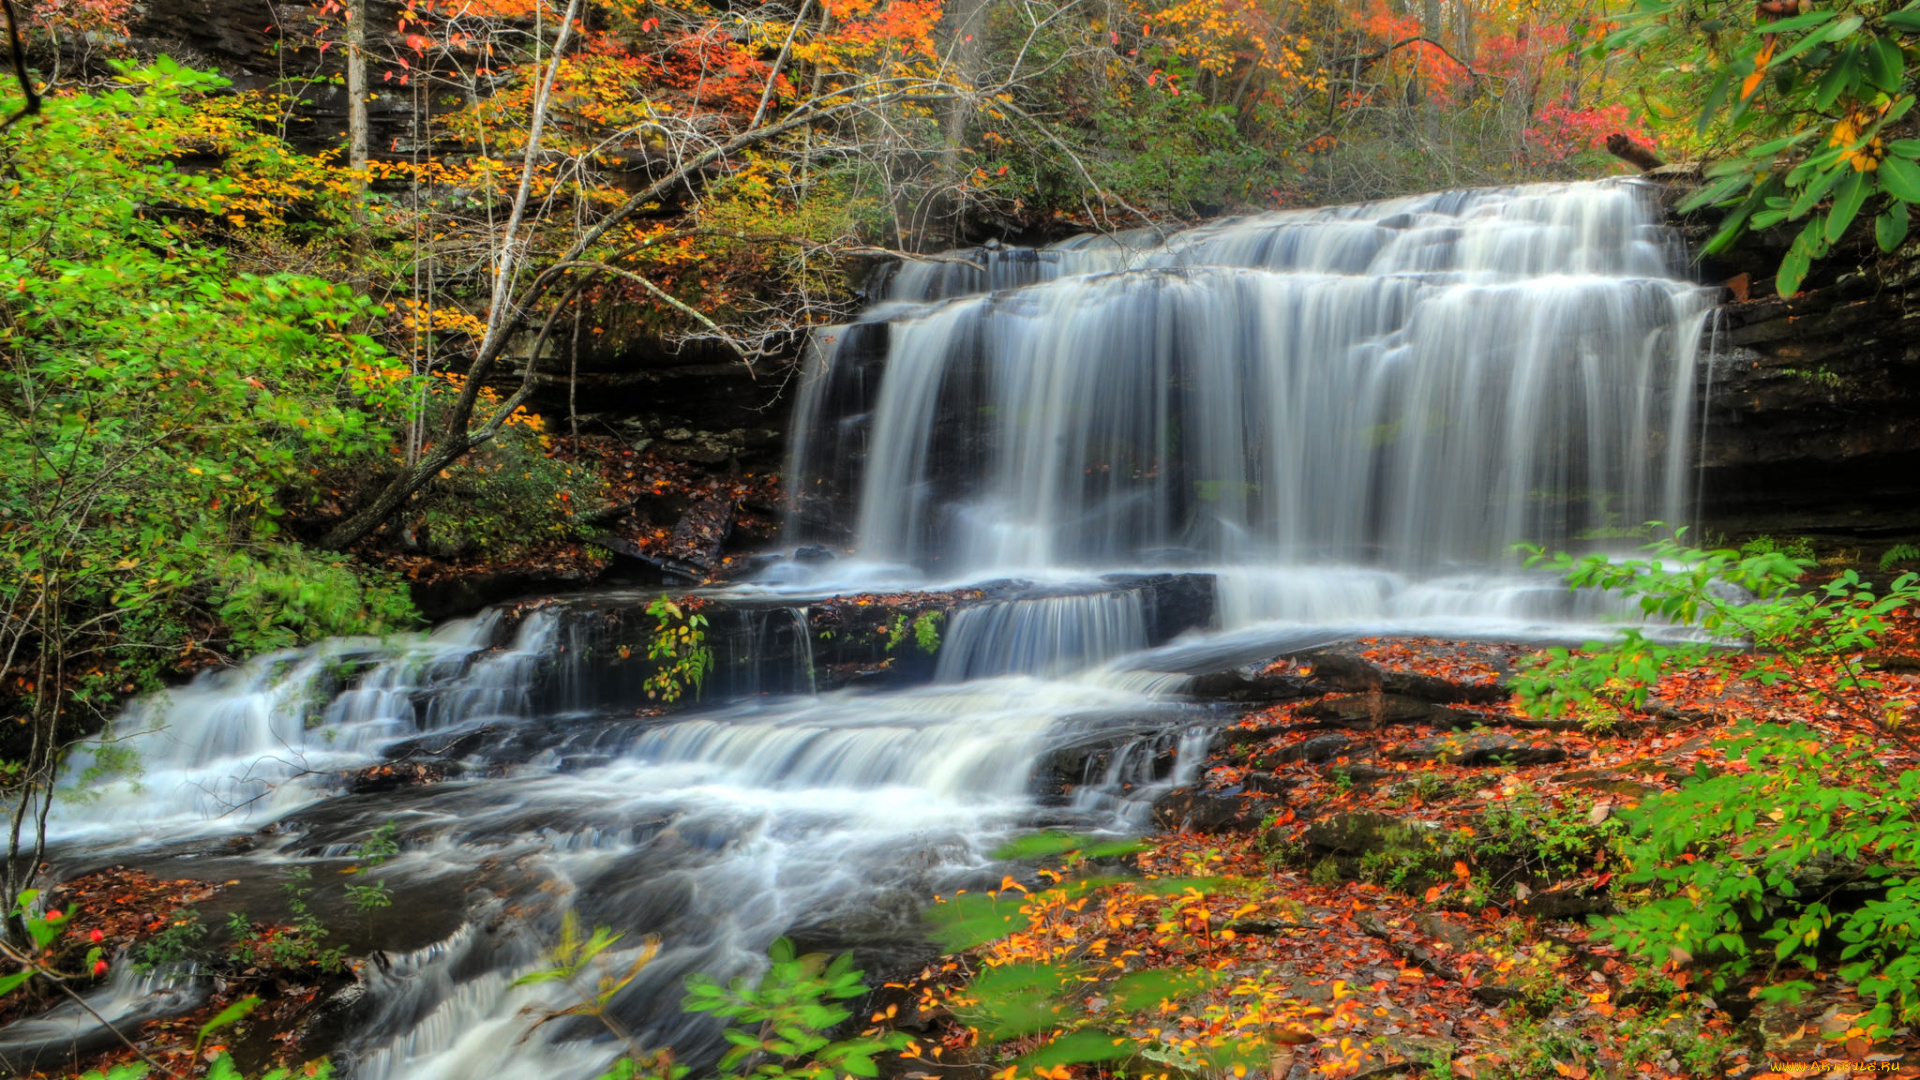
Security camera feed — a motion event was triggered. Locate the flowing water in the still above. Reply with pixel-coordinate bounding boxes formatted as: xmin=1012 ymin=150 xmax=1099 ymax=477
xmin=7 ymin=178 xmax=1716 ymax=1079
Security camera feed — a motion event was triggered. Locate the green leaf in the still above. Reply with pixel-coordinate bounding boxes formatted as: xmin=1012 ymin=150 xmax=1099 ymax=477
xmin=1103 ymin=967 xmax=1222 ymax=1012
xmin=1827 ymin=170 xmax=1871 ymax=243
xmin=963 ymin=962 xmax=1081 ymax=1040
xmin=1019 ymin=1029 xmax=1133 ymax=1067
xmin=1880 ymin=155 xmax=1920 ymax=201
xmin=1868 ymin=36 xmax=1905 ymax=91
xmin=1789 ymin=166 xmax=1848 ymax=220
xmin=1815 ymin=48 xmax=1862 ymax=111
xmin=992 ymin=832 xmax=1090 ymax=861
xmin=1877 ymin=203 xmax=1910 ymax=251
xmin=924 ymin=893 xmax=1027 ymax=952
xmin=1776 ymin=245 xmax=1811 ymax=298
xmin=0 ymin=971 xmax=32 ymax=996
xmin=1696 ymin=72 xmax=1734 ymax=134
xmin=196 ymin=995 xmax=262 ymax=1051
xmin=1762 ymin=8 xmax=1837 ymax=35
xmin=1884 ymin=8 xmax=1920 ymax=32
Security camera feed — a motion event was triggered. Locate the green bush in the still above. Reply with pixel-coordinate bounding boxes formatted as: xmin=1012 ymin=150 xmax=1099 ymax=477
xmin=1514 ymin=530 xmax=1920 ymax=734
xmin=1521 ymin=527 xmax=1920 ymax=1034
xmin=1603 ymin=726 xmax=1920 ymax=1033
xmin=410 ymin=413 xmax=605 ymax=561
xmin=1738 ymin=534 xmax=1816 ymax=562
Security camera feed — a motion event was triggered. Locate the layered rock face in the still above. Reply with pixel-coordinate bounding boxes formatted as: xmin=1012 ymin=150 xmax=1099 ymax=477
xmin=1665 ymin=176 xmax=1920 ymax=540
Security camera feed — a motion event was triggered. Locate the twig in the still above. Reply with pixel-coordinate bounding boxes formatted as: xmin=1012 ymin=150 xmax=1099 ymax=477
xmin=0 ymin=939 xmax=187 ymax=1079
xmin=1336 ymin=35 xmax=1492 ymax=82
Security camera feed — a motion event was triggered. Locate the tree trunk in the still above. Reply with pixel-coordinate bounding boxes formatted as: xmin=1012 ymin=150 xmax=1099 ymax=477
xmin=346 ymin=0 xmax=370 ymax=271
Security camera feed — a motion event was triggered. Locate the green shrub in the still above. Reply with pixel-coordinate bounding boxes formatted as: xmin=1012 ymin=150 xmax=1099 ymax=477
xmin=1604 ymin=726 xmax=1920 ymax=1033
xmin=1514 ymin=529 xmax=1920 ymax=734
xmin=1520 ymin=527 xmax=1920 ymax=1035
xmin=644 ymin=596 xmax=713 ymax=704
xmin=1738 ymin=535 xmax=1816 ymax=562
xmin=410 ymin=414 xmax=606 ymax=561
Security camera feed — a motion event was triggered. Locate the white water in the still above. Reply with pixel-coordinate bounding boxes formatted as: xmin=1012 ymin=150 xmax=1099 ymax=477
xmin=787 ymin=179 xmax=1711 ymax=596
xmin=17 ymin=179 xmax=1715 ymax=1079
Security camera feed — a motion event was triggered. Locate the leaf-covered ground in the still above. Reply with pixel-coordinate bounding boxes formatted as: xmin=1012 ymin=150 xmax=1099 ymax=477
xmin=903 ymin=634 xmax=1920 ymax=1080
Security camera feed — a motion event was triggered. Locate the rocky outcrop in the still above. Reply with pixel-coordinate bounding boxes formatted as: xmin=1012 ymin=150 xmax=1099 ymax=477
xmin=1657 ymin=174 xmax=1920 ymax=542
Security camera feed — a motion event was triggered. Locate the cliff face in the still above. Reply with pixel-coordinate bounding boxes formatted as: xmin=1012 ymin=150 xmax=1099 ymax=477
xmin=1668 ymin=177 xmax=1920 ymax=541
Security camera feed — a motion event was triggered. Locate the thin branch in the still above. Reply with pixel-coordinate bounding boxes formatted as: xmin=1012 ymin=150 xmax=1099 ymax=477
xmin=1338 ymin=35 xmax=1493 ymax=82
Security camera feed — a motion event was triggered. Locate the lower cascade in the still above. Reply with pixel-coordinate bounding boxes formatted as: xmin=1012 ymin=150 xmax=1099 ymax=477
xmin=15 ymin=178 xmax=1716 ymax=1078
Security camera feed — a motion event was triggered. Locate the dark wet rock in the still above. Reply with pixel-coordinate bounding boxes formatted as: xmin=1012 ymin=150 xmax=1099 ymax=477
xmin=1265 ymin=733 xmax=1354 ymax=765
xmin=1297 ymin=693 xmax=1454 ymax=727
xmin=1041 ymin=734 xmax=1174 ymax=797
xmin=1102 ymin=572 xmax=1217 ymax=646
xmin=1354 ymin=912 xmax=1463 ymax=981
xmin=1471 ymin=985 xmax=1527 ymax=1005
xmin=383 ymin=725 xmax=505 ymax=764
xmin=1303 ymin=811 xmax=1438 ymax=855
xmin=1413 ymin=912 xmax=1475 ymax=952
xmin=1211 ymin=724 xmax=1280 ymax=750
xmin=1298 ymin=646 xmax=1509 ymax=705
xmin=664 ymin=495 xmax=736 ymax=574
xmin=1152 ymin=788 xmax=1263 ymax=833
xmin=410 ymin=564 xmax=606 ymax=621
xmin=348 ymin=760 xmax=457 ymax=794
xmin=1384 ymin=732 xmax=1569 ymax=767
xmin=1188 ymin=663 xmax=1313 ymax=702
xmin=1243 ymin=771 xmax=1298 ymax=796
xmin=1332 ymin=764 xmax=1397 ymax=784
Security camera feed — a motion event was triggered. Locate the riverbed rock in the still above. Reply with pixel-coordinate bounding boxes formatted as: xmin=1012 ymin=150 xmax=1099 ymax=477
xmin=1303 ymin=811 xmax=1437 ymax=855
xmin=1243 ymin=771 xmax=1298 ymax=796
xmin=1297 ymin=693 xmax=1460 ymax=727
xmin=1152 ymin=788 xmax=1263 ymax=833
xmin=1264 ymin=732 xmax=1354 ymax=765
xmin=1383 ymin=731 xmax=1569 ymax=767
xmin=663 ymin=495 xmax=736 ymax=573
xmin=1301 ymin=646 xmax=1509 ymax=705
xmin=1188 ymin=663 xmax=1314 ymax=702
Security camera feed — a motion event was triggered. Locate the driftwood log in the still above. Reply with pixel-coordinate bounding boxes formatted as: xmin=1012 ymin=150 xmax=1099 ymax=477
xmin=1606 ymin=133 xmax=1666 ymax=172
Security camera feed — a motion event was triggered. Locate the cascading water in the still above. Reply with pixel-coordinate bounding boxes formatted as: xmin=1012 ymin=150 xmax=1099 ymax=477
xmin=785 ymin=179 xmax=1711 ymax=605
xmin=8 ymin=179 xmax=1717 ymax=1080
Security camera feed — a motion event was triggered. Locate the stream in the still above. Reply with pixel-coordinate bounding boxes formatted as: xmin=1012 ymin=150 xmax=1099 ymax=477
xmin=5 ymin=177 xmax=1713 ymax=1079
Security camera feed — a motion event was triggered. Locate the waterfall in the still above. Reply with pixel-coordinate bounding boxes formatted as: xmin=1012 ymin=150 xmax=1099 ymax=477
xmin=935 ymin=591 xmax=1149 ymax=680
xmin=786 ymin=179 xmax=1712 ymax=584
xmin=19 ymin=179 xmax=1719 ymax=1080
